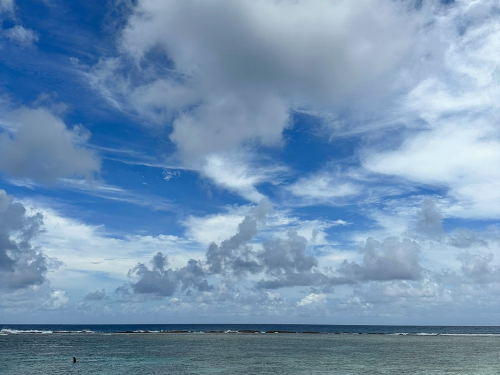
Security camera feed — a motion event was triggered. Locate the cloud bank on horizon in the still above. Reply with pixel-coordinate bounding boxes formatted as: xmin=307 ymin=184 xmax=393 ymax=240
xmin=1 ymin=0 xmax=500 ymax=324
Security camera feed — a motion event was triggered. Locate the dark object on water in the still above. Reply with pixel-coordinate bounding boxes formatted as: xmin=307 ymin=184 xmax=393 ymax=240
xmin=73 ymin=357 xmax=77 ymax=363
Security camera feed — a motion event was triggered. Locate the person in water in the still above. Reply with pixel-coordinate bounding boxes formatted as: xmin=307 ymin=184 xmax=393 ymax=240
xmin=73 ymin=357 xmax=77 ymax=363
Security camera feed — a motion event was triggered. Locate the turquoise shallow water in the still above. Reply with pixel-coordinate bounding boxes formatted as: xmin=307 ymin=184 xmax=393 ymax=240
xmin=2 ymin=332 xmax=500 ymax=374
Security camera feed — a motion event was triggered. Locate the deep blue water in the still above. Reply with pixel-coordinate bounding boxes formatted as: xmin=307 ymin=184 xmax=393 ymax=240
xmin=2 ymin=324 xmax=500 ymax=335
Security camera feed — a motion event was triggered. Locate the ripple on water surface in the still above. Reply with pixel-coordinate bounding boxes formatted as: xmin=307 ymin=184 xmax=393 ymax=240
xmin=2 ymin=332 xmax=500 ymax=374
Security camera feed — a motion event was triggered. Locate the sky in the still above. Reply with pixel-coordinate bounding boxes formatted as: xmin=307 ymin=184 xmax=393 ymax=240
xmin=1 ymin=0 xmax=500 ymax=325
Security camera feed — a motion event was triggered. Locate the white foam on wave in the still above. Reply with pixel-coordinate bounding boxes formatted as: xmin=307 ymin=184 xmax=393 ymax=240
xmin=440 ymin=333 xmax=500 ymax=337
xmin=390 ymin=332 xmax=500 ymax=337
xmin=2 ymin=327 xmax=500 ymax=336
xmin=130 ymin=330 xmax=161 ymax=333
xmin=1 ymin=329 xmax=53 ymax=334
xmin=0 ymin=328 xmax=98 ymax=335
xmin=390 ymin=333 xmax=438 ymax=336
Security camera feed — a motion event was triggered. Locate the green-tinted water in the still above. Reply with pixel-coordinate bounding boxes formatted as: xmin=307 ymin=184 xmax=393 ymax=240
xmin=1 ymin=333 xmax=499 ymax=374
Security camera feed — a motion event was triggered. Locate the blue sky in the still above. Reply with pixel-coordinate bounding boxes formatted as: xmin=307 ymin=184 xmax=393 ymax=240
xmin=1 ymin=0 xmax=500 ymax=324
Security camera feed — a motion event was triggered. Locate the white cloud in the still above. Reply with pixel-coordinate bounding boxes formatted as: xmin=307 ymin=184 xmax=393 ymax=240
xmin=0 ymin=1 xmax=39 ymax=48
xmin=88 ymin=0 xmax=414 ymax=161
xmin=183 ymin=213 xmax=244 ymax=247
xmin=297 ymin=293 xmax=326 ymax=307
xmin=287 ymin=172 xmax=360 ymax=205
xmin=24 ymin=202 xmax=204 ymax=293
xmin=0 ymin=189 xmax=55 ymax=290
xmin=4 ymin=0 xmax=500 ymax=322
xmin=11 ymin=194 xmax=500 ymax=318
xmin=0 ymin=190 xmax=69 ymax=314
xmin=338 ymin=237 xmax=422 ymax=282
xmin=0 ymin=107 xmax=100 ymax=183
xmin=290 ymin=219 xmax=347 ymax=246
xmin=5 ymin=25 xmax=38 ymax=47
xmin=285 ymin=167 xmax=416 ymax=208
xmin=56 ymin=178 xmax=176 ymax=211
xmin=353 ymin=279 xmax=452 ymax=308
xmin=162 ymin=169 xmax=180 ymax=181
xmin=0 ymin=284 xmax=64 ymax=314
xmin=201 ymin=152 xmax=287 ymax=202
xmin=119 ymin=0 xmax=411 ymax=99
xmin=183 ymin=204 xmax=345 ymax=250
xmin=365 ymin=118 xmax=500 ymax=219
xmin=458 ymin=251 xmax=500 ymax=284
xmin=44 ymin=290 xmax=69 ymax=310
xmin=6 ymin=177 xmax=176 ymax=212
xmin=171 ymin=93 xmax=289 ymax=162
xmin=363 ymin=0 xmax=500 ymax=219
xmin=0 ymin=0 xmax=14 ymax=14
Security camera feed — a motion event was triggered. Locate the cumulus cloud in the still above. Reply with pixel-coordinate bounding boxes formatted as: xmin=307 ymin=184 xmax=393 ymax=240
xmin=0 ymin=189 xmax=55 ymax=290
xmin=204 ymin=198 xmax=273 ymax=276
xmin=0 ymin=284 xmax=68 ymax=314
xmin=124 ymin=253 xmax=209 ymax=298
xmin=337 ymin=237 xmax=422 ymax=282
xmin=448 ymin=229 xmax=488 ymax=249
xmin=0 ymin=107 xmax=100 ymax=182
xmin=44 ymin=289 xmax=69 ymax=310
xmin=128 ymin=252 xmax=178 ymax=296
xmin=20 ymin=200 xmax=205 ymax=298
xmin=297 ymin=293 xmax=326 ymax=307
xmin=183 ymin=211 xmax=246 ymax=247
xmin=170 ymin=94 xmax=289 ymax=162
xmin=198 ymin=199 xmax=338 ymax=287
xmin=84 ymin=289 xmax=106 ymax=301
xmin=150 ymin=286 xmax=297 ymax=317
xmin=88 ymin=0 xmax=415 ymax=162
xmin=123 ymin=199 xmax=273 ymax=298
xmin=407 ymin=198 xmax=443 ymax=239
xmin=458 ymin=252 xmax=500 ymax=284
xmin=351 ymin=279 xmax=452 ymax=310
xmin=257 ymin=230 xmax=328 ymax=289
xmin=205 ymin=217 xmax=261 ymax=276
xmin=26 ymin=195 xmax=500 ymax=317
xmin=124 ymin=198 xmax=431 ymax=300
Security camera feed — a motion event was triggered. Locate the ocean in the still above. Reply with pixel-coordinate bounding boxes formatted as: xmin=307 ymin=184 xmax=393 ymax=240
xmin=1 ymin=325 xmax=500 ymax=374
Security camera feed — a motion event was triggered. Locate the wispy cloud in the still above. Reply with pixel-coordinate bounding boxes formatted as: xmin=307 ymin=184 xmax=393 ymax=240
xmin=58 ymin=178 xmax=177 ymax=212
xmin=201 ymin=151 xmax=289 ymax=202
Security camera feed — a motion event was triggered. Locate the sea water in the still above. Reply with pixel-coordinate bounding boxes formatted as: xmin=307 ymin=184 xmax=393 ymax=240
xmin=1 ymin=325 xmax=500 ymax=374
